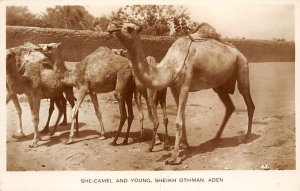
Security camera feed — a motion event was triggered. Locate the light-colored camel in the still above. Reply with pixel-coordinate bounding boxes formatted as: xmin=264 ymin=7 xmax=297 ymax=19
xmin=112 ymin=49 xmax=169 ymax=150
xmin=108 ymin=21 xmax=255 ymax=165
xmin=6 ymin=43 xmax=77 ymax=147
xmin=61 ymin=46 xmax=136 ymax=145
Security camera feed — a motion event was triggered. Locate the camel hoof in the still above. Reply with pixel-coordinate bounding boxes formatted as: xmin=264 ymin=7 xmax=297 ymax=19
xmin=110 ymin=141 xmax=117 ymax=146
xmin=180 ymin=142 xmax=190 ymax=149
xmin=74 ymin=131 xmax=80 ymax=137
xmin=163 ymin=144 xmax=173 ymax=151
xmin=165 ymin=156 xmax=182 ymax=165
xmin=243 ymin=133 xmax=252 ymax=144
xmin=12 ymin=132 xmax=26 ymax=139
xmin=122 ymin=140 xmax=129 ymax=145
xmin=62 ymin=138 xmax=74 ymax=145
xmin=59 ymin=121 xmax=67 ymax=126
xmin=146 ymin=147 xmax=153 ymax=153
xmin=155 ymin=138 xmax=162 ymax=145
xmin=40 ymin=127 xmax=49 ymax=134
xmin=98 ymin=135 xmax=106 ymax=140
xmin=29 ymin=142 xmax=38 ymax=148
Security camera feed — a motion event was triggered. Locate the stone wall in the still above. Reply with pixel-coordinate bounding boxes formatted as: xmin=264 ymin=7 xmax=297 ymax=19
xmin=7 ymin=26 xmax=295 ymax=62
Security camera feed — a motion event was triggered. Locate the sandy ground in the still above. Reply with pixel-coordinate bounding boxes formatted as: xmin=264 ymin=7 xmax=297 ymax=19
xmin=6 ymin=62 xmax=295 ymax=170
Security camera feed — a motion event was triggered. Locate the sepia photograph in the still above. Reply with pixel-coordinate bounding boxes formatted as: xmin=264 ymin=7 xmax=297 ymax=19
xmin=1 ymin=0 xmax=299 ymax=190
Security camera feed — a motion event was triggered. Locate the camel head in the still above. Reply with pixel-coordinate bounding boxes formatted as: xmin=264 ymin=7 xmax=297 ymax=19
xmin=111 ymin=48 xmax=129 ymax=58
xmin=6 ymin=50 xmax=17 ymax=75
xmin=107 ymin=20 xmax=142 ymax=48
xmin=35 ymin=43 xmax=62 ymax=60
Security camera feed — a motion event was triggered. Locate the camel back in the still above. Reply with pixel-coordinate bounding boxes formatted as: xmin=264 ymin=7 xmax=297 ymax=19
xmin=189 ymin=23 xmax=235 ymax=48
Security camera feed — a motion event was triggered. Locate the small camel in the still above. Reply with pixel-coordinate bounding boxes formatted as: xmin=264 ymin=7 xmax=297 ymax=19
xmin=61 ymin=46 xmax=136 ymax=145
xmin=108 ymin=21 xmax=255 ymax=165
xmin=112 ymin=48 xmax=169 ymax=150
xmin=6 ymin=43 xmax=77 ymax=147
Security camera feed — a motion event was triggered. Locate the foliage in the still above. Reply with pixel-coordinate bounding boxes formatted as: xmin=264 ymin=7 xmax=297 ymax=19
xmin=6 ymin=6 xmax=39 ymax=26
xmin=6 ymin=5 xmax=197 ymax=35
xmin=111 ymin=5 xmax=197 ymax=36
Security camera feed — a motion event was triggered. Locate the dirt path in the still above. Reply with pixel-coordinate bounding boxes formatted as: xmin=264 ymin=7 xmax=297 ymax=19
xmin=6 ymin=62 xmax=295 ymax=170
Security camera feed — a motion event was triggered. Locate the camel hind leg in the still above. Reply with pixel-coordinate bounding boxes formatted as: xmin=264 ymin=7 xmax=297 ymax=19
xmin=237 ymin=56 xmax=255 ymax=139
xmin=158 ymin=88 xmax=170 ymax=147
xmin=49 ymin=96 xmax=64 ymax=136
xmin=40 ymin=99 xmax=54 ymax=134
xmin=213 ymin=87 xmax=235 ymax=139
xmin=64 ymin=86 xmax=79 ymax=134
xmin=90 ymin=93 xmax=106 ymax=140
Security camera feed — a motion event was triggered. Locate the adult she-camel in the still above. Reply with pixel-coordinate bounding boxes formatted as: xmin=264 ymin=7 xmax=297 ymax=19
xmin=108 ymin=21 xmax=255 ymax=165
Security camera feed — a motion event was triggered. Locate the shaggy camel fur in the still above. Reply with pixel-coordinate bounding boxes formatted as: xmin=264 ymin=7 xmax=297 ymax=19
xmin=6 ymin=43 xmax=77 ymax=147
xmin=108 ymin=21 xmax=255 ymax=165
xmin=112 ymin=49 xmax=169 ymax=150
xmin=61 ymin=46 xmax=136 ymax=145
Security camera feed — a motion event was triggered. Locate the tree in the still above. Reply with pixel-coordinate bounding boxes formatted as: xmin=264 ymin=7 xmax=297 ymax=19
xmin=111 ymin=5 xmax=197 ymax=36
xmin=41 ymin=6 xmax=95 ymax=30
xmin=6 ymin=6 xmax=38 ymax=26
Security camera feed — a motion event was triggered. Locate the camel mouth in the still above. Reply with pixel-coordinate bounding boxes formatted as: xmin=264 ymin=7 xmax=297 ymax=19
xmin=107 ymin=23 xmax=122 ymax=34
xmin=107 ymin=28 xmax=120 ymax=34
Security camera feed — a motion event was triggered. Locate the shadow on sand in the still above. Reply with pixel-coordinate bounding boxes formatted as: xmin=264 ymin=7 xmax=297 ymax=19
xmin=157 ymin=133 xmax=260 ymax=163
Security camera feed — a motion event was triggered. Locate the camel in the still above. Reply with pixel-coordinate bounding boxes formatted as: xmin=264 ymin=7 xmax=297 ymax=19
xmin=6 ymin=42 xmax=77 ymax=147
xmin=61 ymin=46 xmax=136 ymax=145
xmin=107 ymin=21 xmax=255 ymax=165
xmin=112 ymin=49 xmax=169 ymax=150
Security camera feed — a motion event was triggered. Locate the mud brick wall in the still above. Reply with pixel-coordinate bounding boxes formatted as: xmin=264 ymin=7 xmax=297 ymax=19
xmin=7 ymin=26 xmax=295 ymax=62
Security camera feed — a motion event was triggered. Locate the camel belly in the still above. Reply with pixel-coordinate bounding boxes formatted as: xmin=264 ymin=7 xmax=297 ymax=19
xmin=188 ymin=42 xmax=238 ymax=92
xmin=40 ymin=69 xmax=64 ymax=98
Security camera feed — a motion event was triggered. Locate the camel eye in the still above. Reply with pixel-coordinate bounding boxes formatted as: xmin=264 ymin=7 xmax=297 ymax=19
xmin=127 ymin=26 xmax=134 ymax=33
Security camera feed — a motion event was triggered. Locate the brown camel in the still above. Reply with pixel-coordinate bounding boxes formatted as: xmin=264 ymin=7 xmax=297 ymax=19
xmin=6 ymin=42 xmax=77 ymax=147
xmin=108 ymin=21 xmax=255 ymax=165
xmin=61 ymin=46 xmax=136 ymax=145
xmin=112 ymin=48 xmax=169 ymax=150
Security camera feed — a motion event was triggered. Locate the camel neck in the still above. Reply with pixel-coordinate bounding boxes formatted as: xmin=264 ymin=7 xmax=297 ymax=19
xmin=124 ymin=36 xmax=172 ymax=90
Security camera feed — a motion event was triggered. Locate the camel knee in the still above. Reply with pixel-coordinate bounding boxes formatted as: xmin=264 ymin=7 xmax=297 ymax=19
xmin=32 ymin=115 xmax=39 ymax=125
xmin=128 ymin=113 xmax=134 ymax=122
xmin=175 ymin=118 xmax=183 ymax=130
xmin=163 ymin=116 xmax=168 ymax=126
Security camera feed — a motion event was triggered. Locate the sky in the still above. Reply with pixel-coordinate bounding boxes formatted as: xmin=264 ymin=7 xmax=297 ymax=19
xmin=26 ymin=4 xmax=294 ymax=41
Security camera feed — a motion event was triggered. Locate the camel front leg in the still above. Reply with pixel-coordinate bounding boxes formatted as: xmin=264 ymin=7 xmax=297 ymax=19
xmin=134 ymin=89 xmax=144 ymax=139
xmin=11 ymin=94 xmax=25 ymax=139
xmin=27 ymin=93 xmax=42 ymax=148
xmin=166 ymin=85 xmax=190 ymax=165
xmin=147 ymin=89 xmax=160 ymax=152
xmin=111 ymin=98 xmax=127 ymax=145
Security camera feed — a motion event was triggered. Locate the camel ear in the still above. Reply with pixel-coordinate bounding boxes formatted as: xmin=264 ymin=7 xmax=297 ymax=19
xmin=55 ymin=43 xmax=61 ymax=48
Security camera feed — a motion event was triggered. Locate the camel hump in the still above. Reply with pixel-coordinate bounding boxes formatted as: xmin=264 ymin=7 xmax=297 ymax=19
xmin=190 ymin=22 xmax=220 ymax=40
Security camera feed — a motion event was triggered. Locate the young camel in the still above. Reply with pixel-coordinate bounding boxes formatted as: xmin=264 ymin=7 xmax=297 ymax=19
xmin=108 ymin=21 xmax=255 ymax=165
xmin=6 ymin=43 xmax=77 ymax=147
xmin=61 ymin=46 xmax=136 ymax=145
xmin=112 ymin=49 xmax=169 ymax=150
